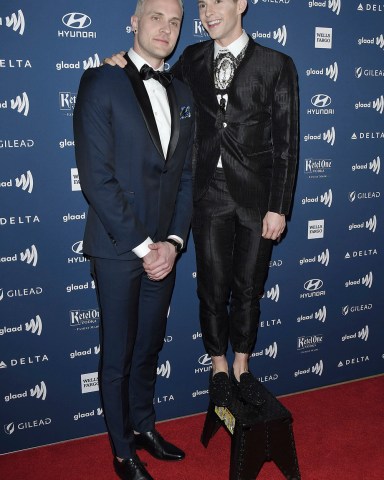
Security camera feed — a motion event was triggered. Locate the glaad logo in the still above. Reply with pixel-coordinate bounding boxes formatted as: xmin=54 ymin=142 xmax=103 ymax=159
xmin=193 ymin=19 xmax=208 ymax=38
xmin=252 ymin=25 xmax=287 ymax=47
xmin=304 ymin=127 xmax=336 ymax=146
xmin=309 ymin=0 xmax=341 ymax=15
xmin=308 ymin=219 xmax=325 ymax=239
xmin=20 ymin=245 xmax=38 ymax=267
xmin=1 ymin=171 xmax=34 ymax=193
xmin=357 ymin=34 xmax=384 ymax=50
xmin=297 ymin=305 xmax=327 ymax=323
xmin=59 ymin=13 xmax=96 ymax=39
xmin=83 ymin=54 xmax=100 ymax=70
xmin=0 ymin=92 xmax=29 ymax=116
xmin=306 ymin=62 xmax=338 ymax=81
xmin=302 ymin=189 xmax=333 ymax=207
xmin=74 ymin=407 xmax=103 ymax=421
xmin=308 ymin=94 xmax=334 ymax=115
xmin=294 ymin=360 xmax=324 ymax=378
xmin=315 ymin=27 xmax=332 ymax=49
xmin=345 ymin=271 xmax=373 ymax=288
xmin=299 ymin=249 xmax=330 ymax=266
xmin=263 ymin=284 xmax=280 ymax=302
xmin=342 ymin=325 xmax=369 ymax=342
xmin=341 ymin=303 xmax=372 ymax=316
xmin=157 ymin=360 xmax=171 ymax=379
xmin=0 ymin=10 xmax=25 ymax=35
xmin=352 ymin=156 xmax=381 ymax=175
xmin=251 ymin=342 xmax=278 ymax=359
xmin=56 ymin=54 xmax=100 ymax=71
xmin=348 ymin=190 xmax=380 ymax=202
xmin=25 ymin=315 xmax=43 ymax=335
xmin=30 ymin=381 xmax=47 ymax=400
xmin=355 ymin=95 xmax=384 ymax=114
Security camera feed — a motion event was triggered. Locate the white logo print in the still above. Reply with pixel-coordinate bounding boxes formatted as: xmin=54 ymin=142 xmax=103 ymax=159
xmin=315 ymin=306 xmax=327 ymax=323
xmin=312 ymin=360 xmax=324 ymax=376
xmin=366 ymin=215 xmax=377 ymax=232
xmin=72 ymin=241 xmax=84 ymax=255
xmin=370 ymin=156 xmax=381 ymax=174
xmin=273 ymin=25 xmax=287 ymax=46
xmin=304 ymin=279 xmax=323 ymax=292
xmin=326 ymin=62 xmax=338 ymax=81
xmin=20 ymin=245 xmax=38 ymax=267
xmin=264 ymin=284 xmax=280 ymax=302
xmin=62 ymin=13 xmax=91 ymax=29
xmin=198 ymin=354 xmax=212 ymax=366
xmin=358 ymin=325 xmax=369 ymax=341
xmin=157 ymin=360 xmax=171 ymax=379
xmin=265 ymin=342 xmax=278 ymax=359
xmin=4 ymin=422 xmax=15 ymax=435
xmin=10 ymin=92 xmax=29 ymax=116
xmin=362 ymin=272 xmax=373 ymax=288
xmin=30 ymin=381 xmax=47 ymax=400
xmin=328 ymin=0 xmax=341 ymax=15
xmin=83 ymin=54 xmax=100 ymax=70
xmin=373 ymin=95 xmax=384 ymax=114
xmin=25 ymin=315 xmax=43 ymax=336
xmin=311 ymin=94 xmax=332 ymax=108
xmin=321 ymin=189 xmax=333 ymax=207
xmin=323 ymin=127 xmax=336 ymax=145
xmin=15 ymin=170 xmax=33 ymax=193
xmin=0 ymin=10 xmax=25 ymax=35
xmin=376 ymin=34 xmax=384 ymax=49
xmin=317 ymin=249 xmax=330 ymax=266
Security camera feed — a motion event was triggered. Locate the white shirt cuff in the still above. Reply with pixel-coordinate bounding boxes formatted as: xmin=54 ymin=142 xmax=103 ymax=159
xmin=167 ymin=235 xmax=183 ymax=250
xmin=132 ymin=237 xmax=153 ymax=258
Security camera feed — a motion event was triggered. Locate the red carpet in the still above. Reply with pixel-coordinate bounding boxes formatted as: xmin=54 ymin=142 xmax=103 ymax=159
xmin=1 ymin=376 xmax=383 ymax=479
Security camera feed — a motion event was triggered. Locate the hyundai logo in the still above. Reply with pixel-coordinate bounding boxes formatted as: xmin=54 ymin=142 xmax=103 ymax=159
xmin=304 ymin=279 xmax=323 ymax=292
xmin=72 ymin=241 xmax=84 ymax=255
xmin=62 ymin=13 xmax=91 ymax=29
xmin=311 ymin=94 xmax=332 ymax=108
xmin=198 ymin=354 xmax=212 ymax=366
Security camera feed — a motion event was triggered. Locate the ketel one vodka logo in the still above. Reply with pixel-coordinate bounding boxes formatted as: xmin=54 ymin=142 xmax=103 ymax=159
xmin=193 ymin=19 xmax=208 ymax=38
xmin=0 ymin=9 xmax=25 ymax=35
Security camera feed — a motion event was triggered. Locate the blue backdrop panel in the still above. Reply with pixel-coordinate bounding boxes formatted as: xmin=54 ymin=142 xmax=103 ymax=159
xmin=1 ymin=0 xmax=383 ymax=454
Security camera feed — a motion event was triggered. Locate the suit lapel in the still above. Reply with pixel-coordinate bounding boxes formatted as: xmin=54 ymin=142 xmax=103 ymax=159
xmin=166 ymin=84 xmax=179 ymax=162
xmin=123 ymin=55 xmax=164 ymax=159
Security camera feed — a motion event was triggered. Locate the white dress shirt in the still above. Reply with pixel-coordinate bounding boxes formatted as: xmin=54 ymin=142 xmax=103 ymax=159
xmin=127 ymin=49 xmax=182 ymax=258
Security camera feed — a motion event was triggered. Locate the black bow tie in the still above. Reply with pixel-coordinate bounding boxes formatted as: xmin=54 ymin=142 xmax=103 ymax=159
xmin=140 ymin=64 xmax=173 ymax=88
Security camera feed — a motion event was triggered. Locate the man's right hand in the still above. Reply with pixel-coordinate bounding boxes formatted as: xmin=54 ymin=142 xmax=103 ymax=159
xmin=103 ymin=51 xmax=127 ymax=67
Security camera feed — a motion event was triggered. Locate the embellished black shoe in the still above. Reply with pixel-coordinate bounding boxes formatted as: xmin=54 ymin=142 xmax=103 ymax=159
xmin=231 ymin=370 xmax=265 ymax=406
xmin=209 ymin=371 xmax=233 ymax=407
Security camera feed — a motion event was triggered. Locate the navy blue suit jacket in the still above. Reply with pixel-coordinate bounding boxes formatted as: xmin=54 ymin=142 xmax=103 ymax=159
xmin=74 ymin=60 xmax=194 ymax=260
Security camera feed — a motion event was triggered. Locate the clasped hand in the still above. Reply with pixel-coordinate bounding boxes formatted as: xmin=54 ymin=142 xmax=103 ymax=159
xmin=143 ymin=242 xmax=177 ymax=281
xmin=262 ymin=211 xmax=286 ymax=241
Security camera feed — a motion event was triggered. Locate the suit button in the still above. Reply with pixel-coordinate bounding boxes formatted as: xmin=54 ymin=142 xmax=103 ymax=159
xmin=223 ymin=122 xmax=227 ymax=128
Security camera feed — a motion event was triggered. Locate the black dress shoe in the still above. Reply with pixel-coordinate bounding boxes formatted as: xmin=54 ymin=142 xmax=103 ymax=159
xmin=231 ymin=370 xmax=265 ymax=406
xmin=209 ymin=371 xmax=232 ymax=407
xmin=135 ymin=430 xmax=185 ymax=461
xmin=113 ymin=456 xmax=154 ymax=480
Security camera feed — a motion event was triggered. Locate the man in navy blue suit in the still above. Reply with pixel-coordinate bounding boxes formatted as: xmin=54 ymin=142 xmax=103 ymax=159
xmin=73 ymin=1 xmax=194 ymax=479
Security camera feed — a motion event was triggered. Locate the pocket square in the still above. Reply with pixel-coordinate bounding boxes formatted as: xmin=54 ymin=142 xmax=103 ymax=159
xmin=180 ymin=106 xmax=191 ymax=120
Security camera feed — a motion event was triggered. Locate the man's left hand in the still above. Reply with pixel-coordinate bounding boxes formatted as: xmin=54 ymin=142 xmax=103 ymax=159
xmin=262 ymin=211 xmax=286 ymax=241
xmin=143 ymin=242 xmax=177 ymax=281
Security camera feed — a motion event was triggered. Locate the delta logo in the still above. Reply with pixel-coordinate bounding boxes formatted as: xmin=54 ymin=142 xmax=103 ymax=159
xmin=351 ymin=131 xmax=384 ymax=140
xmin=0 ymin=92 xmax=29 ymax=116
xmin=252 ymin=25 xmax=287 ymax=46
xmin=345 ymin=248 xmax=378 ymax=260
xmin=0 ymin=9 xmax=25 ymax=35
xmin=357 ymin=3 xmax=384 ymax=12
xmin=338 ymin=355 xmax=369 ymax=368
xmin=308 ymin=0 xmax=341 ymax=15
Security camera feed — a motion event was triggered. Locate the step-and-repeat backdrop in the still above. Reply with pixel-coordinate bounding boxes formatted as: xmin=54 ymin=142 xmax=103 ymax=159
xmin=1 ymin=0 xmax=383 ymax=454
